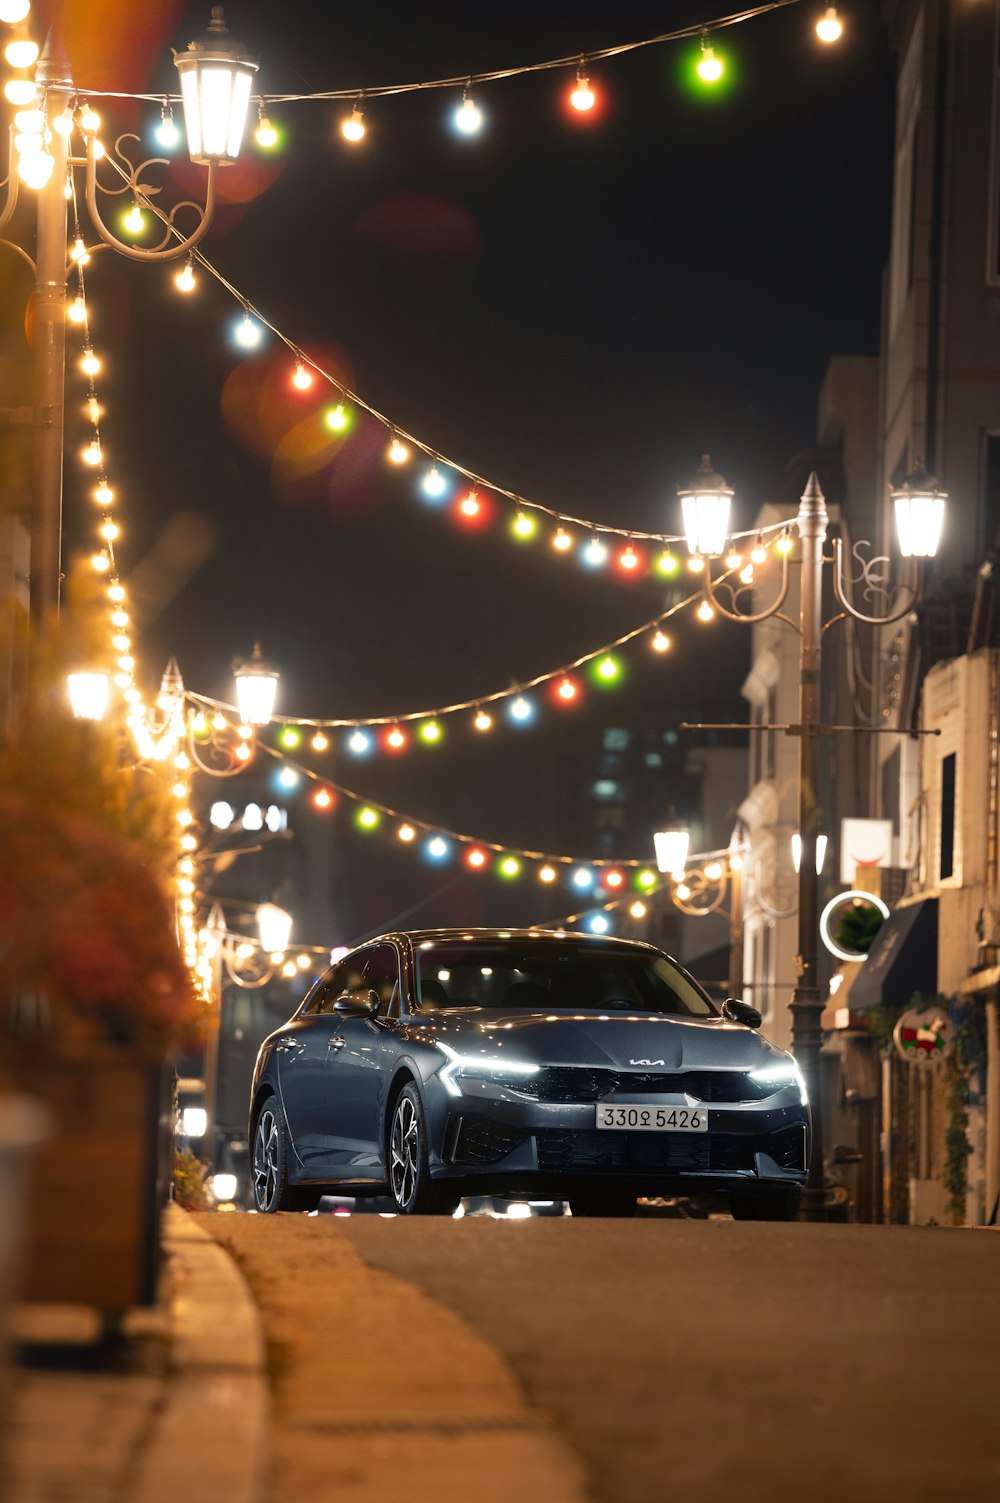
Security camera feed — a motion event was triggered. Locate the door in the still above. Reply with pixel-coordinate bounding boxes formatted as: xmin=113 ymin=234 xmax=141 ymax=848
xmin=324 ymin=943 xmax=401 ymax=1175
xmin=276 ymin=954 xmax=365 ymax=1169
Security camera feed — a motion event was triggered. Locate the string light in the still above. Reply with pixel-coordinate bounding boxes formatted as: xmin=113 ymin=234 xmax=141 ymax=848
xmin=124 ymin=202 xmax=145 ymax=235
xmin=618 ymin=543 xmax=639 ymax=571
xmin=235 ymin=308 xmax=263 ymax=348
xmin=459 ymin=489 xmax=480 ymax=517
xmin=651 ymin=631 xmax=671 ymax=653
xmin=388 ymin=433 xmax=410 ymax=464
xmin=67 ymin=294 xmax=87 ymax=325
xmin=474 ymin=709 xmax=492 ymax=732
xmin=255 ymin=106 xmax=279 ymax=149
xmin=696 ymin=599 xmax=715 ymax=622
xmin=696 ymin=34 xmax=724 ymax=82
xmin=776 ymin=529 xmax=794 ymax=555
xmin=341 ymin=102 xmax=366 ymax=142
xmin=584 ymin=536 xmax=608 ymax=567
xmin=80 ymin=347 xmax=100 ymax=376
xmin=553 ymin=527 xmax=573 ymax=552
xmin=570 ymin=61 xmax=596 ymax=112
xmin=175 ymin=257 xmax=196 ymax=293
xmin=750 ymin=535 xmax=767 ymax=565
xmin=513 ymin=511 xmax=537 ymax=540
xmin=453 ymin=84 xmax=483 ymax=136
xmin=155 ymin=100 xmax=180 ymax=148
xmin=292 ymin=359 xmax=314 ymax=390
xmin=325 ymin=402 xmax=350 ymax=431
xmin=5 ymin=38 xmax=38 ymax=68
xmin=422 ymin=465 xmax=448 ymax=499
xmin=311 ymin=731 xmax=329 ymax=751
xmin=398 ymin=823 xmax=416 ymax=842
xmin=816 ymin=5 xmax=843 ymax=44
xmin=556 ymin=677 xmax=578 ymax=702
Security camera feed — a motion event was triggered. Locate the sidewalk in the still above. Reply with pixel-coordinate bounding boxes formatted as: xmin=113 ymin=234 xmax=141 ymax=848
xmin=5 ymin=1206 xmax=267 ymax=1503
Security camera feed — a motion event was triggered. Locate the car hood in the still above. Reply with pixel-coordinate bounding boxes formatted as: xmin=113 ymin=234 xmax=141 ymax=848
xmin=420 ymin=1008 xmax=787 ymax=1072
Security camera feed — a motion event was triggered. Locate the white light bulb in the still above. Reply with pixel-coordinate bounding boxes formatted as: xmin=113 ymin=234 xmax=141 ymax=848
xmin=341 ymin=107 xmax=365 ymax=143
xmin=453 ymin=92 xmax=483 ymax=136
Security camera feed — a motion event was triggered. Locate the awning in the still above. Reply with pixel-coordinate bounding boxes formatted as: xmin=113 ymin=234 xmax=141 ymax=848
xmin=849 ymin=898 xmax=938 ymax=1012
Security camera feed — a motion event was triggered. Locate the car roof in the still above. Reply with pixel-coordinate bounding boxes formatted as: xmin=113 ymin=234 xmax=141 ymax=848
xmin=375 ymin=928 xmax=665 ymax=956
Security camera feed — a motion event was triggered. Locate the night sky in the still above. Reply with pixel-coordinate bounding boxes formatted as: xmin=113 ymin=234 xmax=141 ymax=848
xmin=30 ymin=1 xmax=896 ymax=946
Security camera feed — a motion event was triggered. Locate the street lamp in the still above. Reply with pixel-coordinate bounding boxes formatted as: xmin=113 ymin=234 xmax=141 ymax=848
xmin=66 ymin=668 xmax=110 ymax=720
xmin=791 ymin=831 xmax=828 ymax=875
xmin=680 ymin=465 xmax=946 ymax=1218
xmin=0 ymin=11 xmax=257 ymax=631
xmin=233 ymin=643 xmax=280 ymax=726
xmin=257 ymin=900 xmax=293 ymax=955
xmin=661 ymin=827 xmax=747 ymax=1001
xmin=678 ymin=455 xmax=733 ymax=559
xmin=653 ymin=817 xmax=690 ymax=876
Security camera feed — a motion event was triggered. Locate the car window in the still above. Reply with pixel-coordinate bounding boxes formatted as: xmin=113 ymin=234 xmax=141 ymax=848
xmin=363 ymin=944 xmax=401 ymax=1016
xmin=413 ymin=943 xmax=715 ymax=1017
xmin=303 ymin=954 xmax=367 ymax=1015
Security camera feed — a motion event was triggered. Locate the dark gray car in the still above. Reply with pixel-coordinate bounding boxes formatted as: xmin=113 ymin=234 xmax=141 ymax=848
xmin=249 ymin=929 xmax=810 ymax=1219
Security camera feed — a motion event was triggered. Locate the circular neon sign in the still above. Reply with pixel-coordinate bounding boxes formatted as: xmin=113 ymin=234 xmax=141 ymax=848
xmin=819 ymin=890 xmax=890 ymax=963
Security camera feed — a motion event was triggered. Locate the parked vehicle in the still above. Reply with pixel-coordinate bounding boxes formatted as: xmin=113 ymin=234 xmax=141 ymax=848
xmin=249 ymin=929 xmax=809 ymax=1219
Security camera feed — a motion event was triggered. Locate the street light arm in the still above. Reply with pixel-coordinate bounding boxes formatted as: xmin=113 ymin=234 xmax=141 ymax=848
xmin=702 ymin=549 xmax=795 ymax=627
xmin=831 ymin=536 xmax=919 ymax=626
xmin=84 ymin=133 xmax=218 ymax=262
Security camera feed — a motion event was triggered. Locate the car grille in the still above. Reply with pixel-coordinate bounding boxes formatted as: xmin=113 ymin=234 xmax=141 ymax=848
xmin=535 ymin=1123 xmax=806 ymax=1175
xmin=521 ymin=1066 xmax=773 ymax=1104
xmin=451 ymin=1118 xmax=806 ymax=1174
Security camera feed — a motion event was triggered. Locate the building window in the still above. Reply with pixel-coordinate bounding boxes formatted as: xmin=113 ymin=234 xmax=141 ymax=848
xmin=940 ymin=751 xmax=956 ymax=881
xmin=889 ymin=12 xmax=923 ymax=331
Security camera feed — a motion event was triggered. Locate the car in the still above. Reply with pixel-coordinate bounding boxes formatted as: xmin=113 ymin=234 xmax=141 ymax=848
xmin=249 ymin=928 xmax=810 ymax=1220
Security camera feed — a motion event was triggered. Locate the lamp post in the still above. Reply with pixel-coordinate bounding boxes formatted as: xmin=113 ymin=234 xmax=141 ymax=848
xmin=680 ymin=464 xmax=945 ymax=1218
xmin=654 ymin=822 xmax=747 ymax=1004
xmin=0 ymin=9 xmax=256 ymax=630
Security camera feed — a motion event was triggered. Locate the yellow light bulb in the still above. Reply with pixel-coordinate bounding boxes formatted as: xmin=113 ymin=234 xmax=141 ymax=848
xmin=705 ymin=862 xmax=724 ymax=882
xmin=67 ymin=296 xmax=87 ymax=325
xmin=398 ymin=824 xmax=416 ymax=842
xmin=255 ymin=113 xmax=278 ymax=149
xmin=78 ymin=105 xmax=101 ymax=133
xmin=816 ymin=6 xmax=843 ymax=44
xmin=100 ymin=520 xmax=118 ymax=540
xmin=651 ymin=631 xmax=671 ymax=653
xmin=553 ymin=527 xmax=573 ymax=552
xmin=341 ymin=107 xmax=366 ymax=143
xmin=181 ymin=834 xmax=198 ymax=852
xmin=539 ymin=866 xmax=557 ymax=883
xmin=310 ymin=732 xmax=329 ymax=751
xmin=114 ymin=672 xmax=131 ymax=689
xmin=82 ymin=440 xmax=102 ymax=466
xmin=688 ymin=555 xmax=705 ymax=573
xmin=751 ymin=537 xmax=767 ymax=565
xmin=112 ymin=634 xmax=129 ymax=651
xmin=212 ymin=713 xmax=227 ymax=731
xmin=235 ymin=744 xmax=252 ymax=763
xmin=6 ymin=39 xmax=40 ymax=69
xmin=513 ymin=512 xmax=535 ymax=538
xmin=388 ymin=435 xmax=409 ymax=464
xmin=237 ymin=723 xmax=253 ymax=739
xmin=87 ymin=398 xmax=102 ymax=424
xmin=175 ymin=261 xmax=196 ymax=293
xmin=70 ymin=237 xmax=90 ymax=265
xmin=629 ymin=901 xmax=647 ymax=919
xmin=740 ymin=564 xmax=755 ymax=585
xmin=725 ymin=551 xmax=742 ymax=570
xmin=124 ymin=204 xmax=144 ymax=234
xmin=776 ymin=532 xmax=794 ymax=556
xmin=111 ymin=608 xmax=128 ymax=627
xmin=697 ymin=44 xmax=723 ymax=83
xmin=676 ymin=882 xmax=691 ymax=901
xmin=108 ymin=583 xmax=125 ymax=602
xmin=474 ymin=709 xmax=492 ymax=731
xmin=326 ymin=403 xmax=348 ymax=431
xmin=91 ymin=552 xmax=110 ymax=572
xmin=696 ymin=600 xmax=715 ymax=623
xmin=81 ymin=350 xmax=100 ymax=376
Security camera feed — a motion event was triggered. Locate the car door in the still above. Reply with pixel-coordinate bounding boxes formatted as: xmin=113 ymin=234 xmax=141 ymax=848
xmin=323 ymin=942 xmax=400 ymax=1175
xmin=276 ymin=955 xmax=365 ymax=1169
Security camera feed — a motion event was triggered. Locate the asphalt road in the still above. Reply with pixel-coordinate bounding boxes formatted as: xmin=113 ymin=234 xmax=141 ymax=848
xmin=338 ymin=1217 xmax=1000 ymax=1503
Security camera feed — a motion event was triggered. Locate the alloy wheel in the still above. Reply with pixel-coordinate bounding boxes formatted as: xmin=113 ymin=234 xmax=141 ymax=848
xmin=253 ymin=1107 xmax=280 ymax=1212
xmin=390 ymin=1094 xmax=420 ymax=1209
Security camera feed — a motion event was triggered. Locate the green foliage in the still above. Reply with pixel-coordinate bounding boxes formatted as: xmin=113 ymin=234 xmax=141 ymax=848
xmin=836 ymin=904 xmax=884 ymax=956
xmin=942 ymin=1000 xmax=987 ymax=1225
xmin=173 ymin=1148 xmax=213 ymax=1212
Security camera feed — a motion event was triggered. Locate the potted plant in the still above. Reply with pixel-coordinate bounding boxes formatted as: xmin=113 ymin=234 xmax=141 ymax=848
xmin=0 ymin=580 xmax=201 ymax=1313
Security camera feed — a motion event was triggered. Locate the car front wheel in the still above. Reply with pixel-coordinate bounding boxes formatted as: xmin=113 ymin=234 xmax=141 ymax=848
xmin=252 ymin=1099 xmax=322 ymax=1213
xmin=729 ymin=1187 xmax=802 ymax=1221
xmin=388 ymin=1084 xmax=459 ymax=1215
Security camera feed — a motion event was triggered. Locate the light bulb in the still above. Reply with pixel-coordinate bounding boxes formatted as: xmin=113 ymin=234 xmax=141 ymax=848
xmin=557 ymin=678 xmax=577 ymax=702
xmin=619 ymin=544 xmax=639 ymax=571
xmin=255 ymin=112 xmax=278 ymax=149
xmin=584 ymin=536 xmax=608 ymax=567
xmin=156 ymin=104 xmax=180 ymax=148
xmin=13 ymin=109 xmax=44 ymax=133
xmin=341 ymin=106 xmax=365 ymax=143
xmin=539 ymin=866 xmax=557 ymax=884
xmin=419 ymin=720 xmax=442 ymax=743
xmin=17 ymin=149 xmax=53 ymax=188
xmin=513 ymin=511 xmax=536 ymax=539
xmin=91 ymin=552 xmax=110 ymax=572
xmin=175 ymin=259 xmax=196 ymax=293
xmin=509 ymin=696 xmax=533 ymax=722
xmin=70 ymin=237 xmax=90 ymax=264
xmin=107 ymin=583 xmax=126 ymax=602
xmin=651 ymin=631 xmax=671 ymax=653
xmin=604 ymin=870 xmax=624 ymax=889
xmin=816 ymin=5 xmax=843 ymax=44
xmin=474 ymin=709 xmax=492 ymax=732
xmin=82 ymin=440 xmax=102 ymax=466
xmin=325 ymin=403 xmax=349 ymax=431
xmin=124 ymin=203 xmax=144 ymax=235
xmin=348 ymin=729 xmax=372 ymax=754
xmin=459 ymin=490 xmax=480 ymax=517
xmin=453 ymin=90 xmax=483 ymax=136
xmin=629 ymin=901 xmax=647 ymax=920
xmin=386 ymin=726 xmax=406 ymax=750
xmin=235 ymin=311 xmax=263 ymax=348
xmin=467 ymin=848 xmax=486 ymax=868
xmin=696 ymin=599 xmax=715 ymax=622
xmin=687 ymin=555 xmax=705 ymax=573
xmin=422 ymin=466 xmax=447 ymax=498
xmin=553 ymin=527 xmax=573 ymax=552
xmin=5 ymin=38 xmax=39 ymax=68
xmin=313 ymin=788 xmax=333 ymax=809
xmin=100 ymin=520 xmax=119 ymax=540
xmin=697 ymin=42 xmax=724 ymax=83
xmin=80 ymin=348 xmax=100 ymax=375
xmin=86 ymin=398 xmax=102 ymax=423
xmin=95 ymin=480 xmax=113 ymax=504
xmin=0 ymin=2 xmax=31 ymax=24
xmin=311 ymin=732 xmax=328 ymax=751
xmin=595 ymin=655 xmax=620 ymax=682
xmin=499 ymin=856 xmax=521 ymax=879
xmin=776 ymin=531 xmax=794 ymax=556
xmin=398 ymin=824 xmax=416 ymax=842
xmin=67 ymin=296 xmax=87 ymax=325
xmin=110 ymin=609 xmax=128 ymax=627
xmin=388 ymin=435 xmax=409 ymax=464
xmin=751 ymin=537 xmax=767 ymax=565
xmin=740 ymin=564 xmax=755 ymax=585
xmin=292 ymin=361 xmax=313 ymax=390
xmin=358 ymin=806 xmax=379 ymax=829
xmin=570 ymin=67 xmax=595 ymax=112
xmin=78 ymin=104 xmax=101 ymax=133
xmin=5 ymin=79 xmax=38 ymax=106
xmin=725 ymin=551 xmax=743 ymax=570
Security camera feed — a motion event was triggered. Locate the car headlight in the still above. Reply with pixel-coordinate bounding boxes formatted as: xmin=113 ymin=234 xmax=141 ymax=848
xmin=435 ymin=1042 xmax=540 ymax=1097
xmin=749 ymin=1059 xmax=808 ymax=1103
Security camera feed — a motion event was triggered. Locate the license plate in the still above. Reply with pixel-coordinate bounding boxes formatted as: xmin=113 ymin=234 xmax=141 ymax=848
xmin=596 ymin=1104 xmax=707 ymax=1133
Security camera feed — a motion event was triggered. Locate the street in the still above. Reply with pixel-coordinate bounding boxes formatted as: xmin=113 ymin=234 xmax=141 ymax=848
xmin=204 ymin=1214 xmax=1000 ymax=1503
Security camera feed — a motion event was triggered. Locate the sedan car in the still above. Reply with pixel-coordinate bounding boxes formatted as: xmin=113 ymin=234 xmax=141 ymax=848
xmin=249 ymin=929 xmax=809 ymax=1219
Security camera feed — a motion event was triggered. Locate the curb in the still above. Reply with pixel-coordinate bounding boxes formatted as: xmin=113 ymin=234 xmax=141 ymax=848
xmin=132 ymin=1205 xmax=268 ymax=1503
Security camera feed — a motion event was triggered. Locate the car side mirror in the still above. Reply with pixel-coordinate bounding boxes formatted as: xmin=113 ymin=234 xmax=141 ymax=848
xmin=333 ymin=989 xmax=380 ymax=1018
xmin=722 ymin=998 xmax=763 ymax=1029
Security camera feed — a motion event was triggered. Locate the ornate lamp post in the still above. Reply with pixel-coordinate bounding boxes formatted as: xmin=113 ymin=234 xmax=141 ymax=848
xmin=0 ymin=9 xmax=256 ymax=628
xmin=680 ymin=464 xmax=946 ymax=1218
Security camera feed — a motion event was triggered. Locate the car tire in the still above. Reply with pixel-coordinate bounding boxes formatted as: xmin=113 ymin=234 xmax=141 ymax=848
xmin=729 ymin=1187 xmax=802 ymax=1221
xmin=567 ymin=1190 xmax=638 ymax=1218
xmin=388 ymin=1083 xmax=460 ymax=1216
xmin=251 ymin=1097 xmax=322 ymax=1213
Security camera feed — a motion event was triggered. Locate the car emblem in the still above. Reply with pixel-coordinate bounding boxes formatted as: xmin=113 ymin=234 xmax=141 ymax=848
xmin=630 ymin=1058 xmax=664 ymax=1066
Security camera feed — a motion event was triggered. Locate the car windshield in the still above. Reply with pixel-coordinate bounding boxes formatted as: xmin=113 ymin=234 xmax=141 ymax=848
xmin=413 ymin=943 xmax=716 ymax=1018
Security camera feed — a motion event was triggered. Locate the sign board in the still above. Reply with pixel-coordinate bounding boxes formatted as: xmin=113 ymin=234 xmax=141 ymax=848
xmin=840 ymin=818 xmax=894 ymax=884
xmin=892 ymin=1006 xmax=953 ymax=1065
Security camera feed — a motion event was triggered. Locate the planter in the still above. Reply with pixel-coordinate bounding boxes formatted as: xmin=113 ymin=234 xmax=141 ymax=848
xmin=16 ymin=1056 xmax=172 ymax=1312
